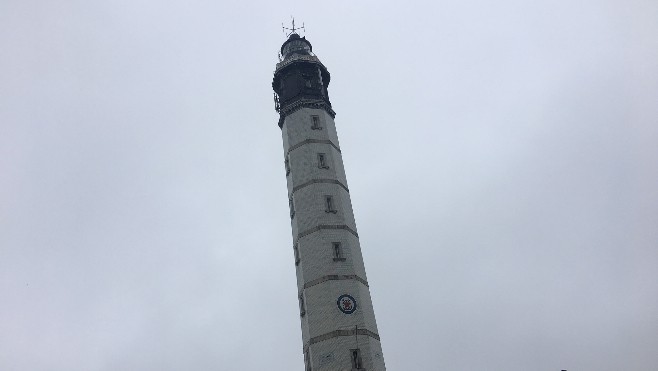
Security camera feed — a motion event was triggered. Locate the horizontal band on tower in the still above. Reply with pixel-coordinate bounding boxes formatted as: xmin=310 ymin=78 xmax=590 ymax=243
xmin=304 ymin=328 xmax=381 ymax=352
xmin=296 ymin=224 xmax=359 ymax=242
xmin=292 ymin=178 xmax=349 ymax=194
xmin=304 ymin=274 xmax=369 ymax=290
xmin=287 ymin=139 xmax=341 ymax=156
xmin=278 ymin=99 xmax=336 ymax=128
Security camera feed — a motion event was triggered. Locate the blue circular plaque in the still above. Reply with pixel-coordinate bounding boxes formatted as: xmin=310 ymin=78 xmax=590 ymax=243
xmin=337 ymin=294 xmax=357 ymax=314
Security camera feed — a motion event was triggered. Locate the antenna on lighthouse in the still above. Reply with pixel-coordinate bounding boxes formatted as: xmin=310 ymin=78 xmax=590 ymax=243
xmin=282 ymin=16 xmax=305 ymax=37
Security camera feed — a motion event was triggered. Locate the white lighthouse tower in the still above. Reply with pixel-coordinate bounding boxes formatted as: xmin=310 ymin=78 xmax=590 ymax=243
xmin=273 ymin=30 xmax=386 ymax=371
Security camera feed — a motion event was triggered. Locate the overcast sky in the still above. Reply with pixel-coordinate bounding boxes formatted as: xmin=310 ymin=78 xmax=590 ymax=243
xmin=1 ymin=1 xmax=657 ymax=370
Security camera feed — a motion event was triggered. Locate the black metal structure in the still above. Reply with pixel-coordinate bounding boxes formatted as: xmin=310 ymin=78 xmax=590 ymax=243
xmin=272 ymin=34 xmax=334 ymax=128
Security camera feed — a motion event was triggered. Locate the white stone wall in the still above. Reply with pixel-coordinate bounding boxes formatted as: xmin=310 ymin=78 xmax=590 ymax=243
xmin=281 ymin=107 xmax=386 ymax=370
xmin=311 ymin=336 xmax=385 ymax=371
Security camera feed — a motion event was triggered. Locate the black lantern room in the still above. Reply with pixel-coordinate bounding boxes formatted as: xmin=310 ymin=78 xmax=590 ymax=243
xmin=273 ymin=34 xmax=333 ymax=128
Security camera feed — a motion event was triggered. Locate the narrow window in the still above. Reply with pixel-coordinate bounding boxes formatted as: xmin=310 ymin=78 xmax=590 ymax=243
xmin=285 ymin=156 xmax=290 ymax=176
xmin=299 ymin=292 xmax=306 ymax=317
xmin=332 ymin=242 xmax=345 ymax=261
xmin=350 ymin=349 xmax=363 ymax=369
xmin=311 ymin=115 xmax=322 ymax=130
xmin=293 ymin=243 xmax=300 ymax=265
xmin=289 ymin=196 xmax=295 ymax=219
xmin=317 ymin=153 xmax=329 ymax=169
xmin=325 ymin=195 xmax=337 ymax=213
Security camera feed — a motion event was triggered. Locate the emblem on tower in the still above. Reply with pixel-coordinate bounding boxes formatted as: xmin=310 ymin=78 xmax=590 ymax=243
xmin=337 ymin=294 xmax=358 ymax=314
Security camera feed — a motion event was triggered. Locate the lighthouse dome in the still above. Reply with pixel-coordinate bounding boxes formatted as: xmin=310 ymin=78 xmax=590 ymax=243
xmin=281 ymin=34 xmax=313 ymax=59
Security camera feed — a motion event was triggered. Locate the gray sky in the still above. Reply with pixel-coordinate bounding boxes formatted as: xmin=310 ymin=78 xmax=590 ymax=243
xmin=1 ymin=1 xmax=657 ymax=370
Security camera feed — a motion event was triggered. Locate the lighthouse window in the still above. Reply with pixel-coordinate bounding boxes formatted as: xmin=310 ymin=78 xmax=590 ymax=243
xmin=285 ymin=156 xmax=291 ymax=175
xmin=299 ymin=293 xmax=306 ymax=317
xmin=350 ymin=349 xmax=363 ymax=369
xmin=289 ymin=196 xmax=295 ymax=219
xmin=317 ymin=153 xmax=329 ymax=169
xmin=293 ymin=243 xmax=300 ymax=265
xmin=324 ymin=196 xmax=337 ymax=213
xmin=311 ymin=115 xmax=322 ymax=130
xmin=332 ymin=242 xmax=345 ymax=261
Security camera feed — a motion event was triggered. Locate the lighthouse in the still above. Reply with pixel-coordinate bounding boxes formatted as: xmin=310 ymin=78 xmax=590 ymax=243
xmin=273 ymin=31 xmax=386 ymax=371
